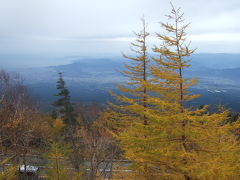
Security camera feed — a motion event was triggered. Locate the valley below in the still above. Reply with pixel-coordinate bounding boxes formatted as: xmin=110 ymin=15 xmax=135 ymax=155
xmin=9 ymin=53 xmax=240 ymax=112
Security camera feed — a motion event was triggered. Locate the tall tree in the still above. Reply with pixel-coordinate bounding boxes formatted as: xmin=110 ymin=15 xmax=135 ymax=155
xmin=107 ymin=17 xmax=159 ymax=179
xmin=109 ymin=4 xmax=240 ymax=179
xmin=147 ymin=5 xmax=198 ymax=179
xmin=52 ymin=72 xmax=76 ymax=127
xmin=110 ymin=17 xmax=150 ymax=125
xmin=150 ymin=3 xmax=198 ymax=112
xmin=52 ymin=72 xmax=83 ymax=170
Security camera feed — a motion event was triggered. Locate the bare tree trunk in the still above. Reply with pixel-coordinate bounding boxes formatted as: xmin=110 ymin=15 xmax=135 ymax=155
xmin=55 ymin=157 xmax=60 ymax=180
xmin=89 ymin=152 xmax=98 ymax=180
xmin=23 ymin=155 xmax=27 ymax=176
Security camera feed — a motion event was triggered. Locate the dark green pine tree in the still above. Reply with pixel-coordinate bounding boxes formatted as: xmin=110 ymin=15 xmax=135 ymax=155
xmin=52 ymin=72 xmax=77 ymax=127
xmin=52 ymin=73 xmax=83 ymax=170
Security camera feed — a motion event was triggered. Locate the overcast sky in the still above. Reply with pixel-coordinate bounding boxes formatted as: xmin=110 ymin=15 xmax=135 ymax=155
xmin=0 ymin=0 xmax=240 ymax=60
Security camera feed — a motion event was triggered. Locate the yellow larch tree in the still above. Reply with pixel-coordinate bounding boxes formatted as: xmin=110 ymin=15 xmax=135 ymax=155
xmin=109 ymin=4 xmax=240 ymax=180
xmin=107 ymin=17 xmax=154 ymax=178
xmin=111 ymin=17 xmax=149 ymax=122
xmin=109 ymin=17 xmax=150 ymax=126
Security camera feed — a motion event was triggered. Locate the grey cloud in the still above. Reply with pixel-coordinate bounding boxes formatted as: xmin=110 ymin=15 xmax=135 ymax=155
xmin=0 ymin=0 xmax=239 ymax=56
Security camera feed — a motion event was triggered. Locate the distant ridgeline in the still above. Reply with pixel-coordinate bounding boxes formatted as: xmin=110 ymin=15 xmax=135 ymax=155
xmin=13 ymin=53 xmax=240 ymax=111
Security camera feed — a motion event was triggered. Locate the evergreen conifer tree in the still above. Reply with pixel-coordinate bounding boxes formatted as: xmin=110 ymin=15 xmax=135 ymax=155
xmin=52 ymin=72 xmax=77 ymax=127
xmin=52 ymin=73 xmax=83 ymax=171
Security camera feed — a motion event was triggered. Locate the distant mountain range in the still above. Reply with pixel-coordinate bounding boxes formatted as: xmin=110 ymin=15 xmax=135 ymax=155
xmin=5 ymin=53 xmax=240 ymax=111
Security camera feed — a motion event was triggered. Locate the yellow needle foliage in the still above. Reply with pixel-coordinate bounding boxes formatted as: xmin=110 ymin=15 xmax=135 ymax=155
xmin=110 ymin=17 xmax=150 ymax=125
xmin=109 ymin=4 xmax=240 ymax=180
xmin=45 ymin=142 xmax=71 ymax=180
xmin=0 ymin=156 xmax=17 ymax=180
xmin=117 ymin=107 xmax=240 ymax=179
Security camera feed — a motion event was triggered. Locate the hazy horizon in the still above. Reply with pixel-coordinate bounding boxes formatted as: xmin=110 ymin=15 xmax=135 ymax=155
xmin=1 ymin=52 xmax=240 ymax=70
xmin=0 ymin=0 xmax=240 ymax=69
